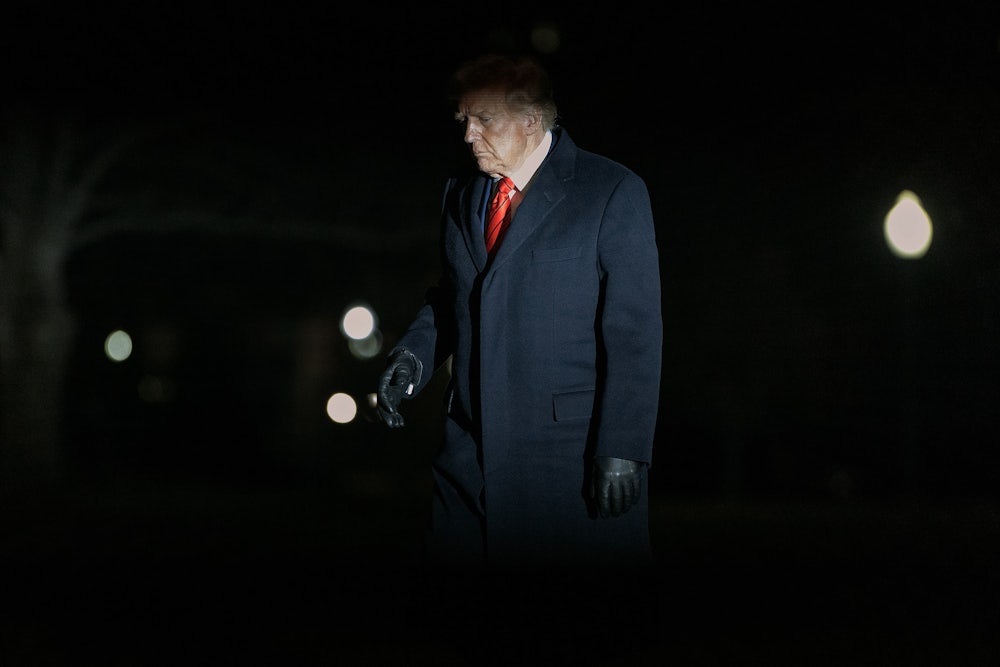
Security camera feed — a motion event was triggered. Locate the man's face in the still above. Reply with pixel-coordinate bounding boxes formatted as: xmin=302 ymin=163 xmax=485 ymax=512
xmin=456 ymin=90 xmax=534 ymax=178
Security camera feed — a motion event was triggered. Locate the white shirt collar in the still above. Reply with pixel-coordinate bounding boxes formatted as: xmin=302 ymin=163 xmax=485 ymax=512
xmin=507 ymin=130 xmax=552 ymax=192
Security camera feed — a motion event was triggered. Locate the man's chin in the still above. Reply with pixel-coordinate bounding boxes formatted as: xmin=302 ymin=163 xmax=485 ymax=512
xmin=474 ymin=158 xmax=496 ymax=174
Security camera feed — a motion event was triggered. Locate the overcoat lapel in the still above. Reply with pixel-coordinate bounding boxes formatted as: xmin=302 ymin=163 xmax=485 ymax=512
xmin=488 ymin=132 xmax=574 ymax=273
xmin=459 ymin=175 xmax=491 ymax=272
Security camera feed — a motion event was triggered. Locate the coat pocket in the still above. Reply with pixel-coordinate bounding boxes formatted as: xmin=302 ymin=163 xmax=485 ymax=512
xmin=552 ymin=388 xmax=595 ymax=421
xmin=533 ymin=246 xmax=582 ymax=262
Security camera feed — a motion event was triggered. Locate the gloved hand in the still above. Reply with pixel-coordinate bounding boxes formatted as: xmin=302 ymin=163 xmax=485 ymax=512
xmin=376 ymin=349 xmax=421 ymax=428
xmin=591 ymin=456 xmax=644 ymax=518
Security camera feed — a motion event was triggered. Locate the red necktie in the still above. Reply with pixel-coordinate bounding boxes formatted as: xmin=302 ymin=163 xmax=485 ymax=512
xmin=485 ymin=177 xmax=515 ymax=253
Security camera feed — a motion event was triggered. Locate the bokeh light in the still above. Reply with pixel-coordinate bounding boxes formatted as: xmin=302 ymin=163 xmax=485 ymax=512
xmin=341 ymin=304 xmax=376 ymax=340
xmin=104 ymin=329 xmax=133 ymax=362
xmin=531 ymin=22 xmax=561 ymax=54
xmin=341 ymin=302 xmax=383 ymax=359
xmin=137 ymin=375 xmax=174 ymax=403
xmin=326 ymin=392 xmax=358 ymax=424
xmin=884 ymin=190 xmax=933 ymax=259
xmin=348 ymin=331 xmax=383 ymax=360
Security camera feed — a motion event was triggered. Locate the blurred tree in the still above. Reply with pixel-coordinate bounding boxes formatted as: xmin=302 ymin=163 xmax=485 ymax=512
xmin=0 ymin=107 xmax=442 ymax=492
xmin=0 ymin=110 xmax=134 ymax=491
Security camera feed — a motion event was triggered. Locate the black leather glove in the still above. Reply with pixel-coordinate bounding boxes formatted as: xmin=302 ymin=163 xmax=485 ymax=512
xmin=591 ymin=456 xmax=644 ymax=518
xmin=376 ymin=349 xmax=422 ymax=428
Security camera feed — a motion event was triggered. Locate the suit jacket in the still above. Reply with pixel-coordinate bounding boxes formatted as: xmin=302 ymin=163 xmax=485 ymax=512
xmin=395 ymin=127 xmax=662 ymax=567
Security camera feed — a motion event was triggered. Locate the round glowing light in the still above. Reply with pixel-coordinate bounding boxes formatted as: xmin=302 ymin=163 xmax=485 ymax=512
xmin=884 ymin=190 xmax=933 ymax=259
xmin=530 ymin=23 xmax=561 ymax=54
xmin=326 ymin=392 xmax=358 ymax=424
xmin=348 ymin=330 xmax=383 ymax=360
xmin=341 ymin=305 xmax=376 ymax=340
xmin=104 ymin=329 xmax=133 ymax=362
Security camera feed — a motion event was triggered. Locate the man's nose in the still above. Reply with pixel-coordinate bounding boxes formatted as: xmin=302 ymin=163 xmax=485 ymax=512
xmin=464 ymin=125 xmax=479 ymax=143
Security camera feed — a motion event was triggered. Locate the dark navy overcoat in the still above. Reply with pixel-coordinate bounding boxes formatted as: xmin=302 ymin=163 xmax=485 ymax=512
xmin=394 ymin=128 xmax=662 ymax=571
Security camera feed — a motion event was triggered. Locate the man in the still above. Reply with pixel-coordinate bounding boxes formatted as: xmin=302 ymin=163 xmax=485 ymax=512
xmin=376 ymin=53 xmax=662 ymax=656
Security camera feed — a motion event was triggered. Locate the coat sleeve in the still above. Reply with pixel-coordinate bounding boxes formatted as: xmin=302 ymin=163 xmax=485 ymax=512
xmin=594 ymin=172 xmax=663 ymax=464
xmin=390 ymin=178 xmax=460 ymax=395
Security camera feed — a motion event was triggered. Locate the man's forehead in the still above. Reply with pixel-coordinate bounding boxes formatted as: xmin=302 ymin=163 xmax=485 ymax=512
xmin=458 ymin=90 xmax=508 ymax=115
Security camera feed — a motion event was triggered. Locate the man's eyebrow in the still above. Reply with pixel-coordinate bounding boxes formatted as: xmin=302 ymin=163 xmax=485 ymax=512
xmin=455 ymin=109 xmax=491 ymax=121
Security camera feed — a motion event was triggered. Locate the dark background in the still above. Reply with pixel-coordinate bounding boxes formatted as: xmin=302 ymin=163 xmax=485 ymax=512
xmin=2 ymin=3 xmax=999 ymax=664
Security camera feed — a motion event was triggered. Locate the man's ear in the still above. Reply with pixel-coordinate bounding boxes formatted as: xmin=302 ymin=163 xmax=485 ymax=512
xmin=523 ymin=111 xmax=543 ymax=135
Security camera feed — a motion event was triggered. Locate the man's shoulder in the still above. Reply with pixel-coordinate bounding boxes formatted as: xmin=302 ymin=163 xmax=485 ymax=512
xmin=552 ymin=128 xmax=638 ymax=181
